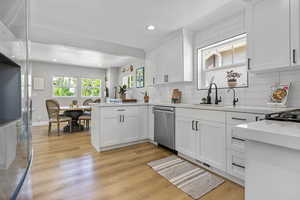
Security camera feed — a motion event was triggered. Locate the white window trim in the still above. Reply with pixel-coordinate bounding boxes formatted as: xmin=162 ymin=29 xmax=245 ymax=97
xmin=197 ymin=33 xmax=248 ymax=90
xmin=52 ymin=76 xmax=77 ymax=98
xmin=80 ymin=78 xmax=102 ymax=98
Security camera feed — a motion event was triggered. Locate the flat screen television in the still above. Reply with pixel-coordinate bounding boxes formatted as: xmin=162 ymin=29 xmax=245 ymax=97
xmin=0 ymin=52 xmax=21 ymax=124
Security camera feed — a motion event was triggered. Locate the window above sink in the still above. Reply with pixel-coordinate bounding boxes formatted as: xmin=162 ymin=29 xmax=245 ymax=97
xmin=197 ymin=33 xmax=248 ymax=89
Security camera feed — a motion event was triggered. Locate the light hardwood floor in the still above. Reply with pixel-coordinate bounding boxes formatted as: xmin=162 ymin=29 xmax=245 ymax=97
xmin=29 ymin=126 xmax=244 ymax=200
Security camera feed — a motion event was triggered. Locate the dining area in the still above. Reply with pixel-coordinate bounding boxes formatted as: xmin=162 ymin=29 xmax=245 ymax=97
xmin=45 ymin=98 xmax=101 ymax=135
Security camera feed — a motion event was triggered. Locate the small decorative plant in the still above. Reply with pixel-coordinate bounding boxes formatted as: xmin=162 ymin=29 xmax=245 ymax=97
xmin=226 ymin=70 xmax=241 ymax=87
xmin=119 ymin=85 xmax=127 ymax=99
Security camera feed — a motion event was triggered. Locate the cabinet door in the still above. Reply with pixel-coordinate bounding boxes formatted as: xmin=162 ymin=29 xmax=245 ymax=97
xmin=291 ymin=0 xmax=300 ymax=66
xmin=148 ymin=106 xmax=154 ymax=141
xmin=138 ymin=107 xmax=148 ymax=140
xmin=121 ymin=114 xmax=140 ymax=143
xmin=145 ymin=51 xmax=158 ymax=86
xmin=101 ymin=115 xmax=121 ymax=147
xmin=197 ymin=121 xmax=226 ymax=171
xmin=248 ymin=0 xmax=291 ymax=71
xmin=176 ymin=116 xmax=197 ymax=158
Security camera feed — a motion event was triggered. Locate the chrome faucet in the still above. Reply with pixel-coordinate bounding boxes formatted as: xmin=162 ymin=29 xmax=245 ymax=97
xmin=207 ymin=83 xmax=221 ymax=105
xmin=227 ymin=88 xmax=239 ymax=106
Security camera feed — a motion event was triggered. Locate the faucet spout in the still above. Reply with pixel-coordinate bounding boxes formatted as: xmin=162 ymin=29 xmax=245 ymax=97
xmin=207 ymin=83 xmax=221 ymax=105
xmin=227 ymin=88 xmax=239 ymax=106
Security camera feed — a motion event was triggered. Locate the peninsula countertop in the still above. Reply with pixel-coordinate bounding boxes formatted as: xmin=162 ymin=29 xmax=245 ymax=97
xmin=92 ymin=102 xmax=294 ymax=114
xmin=235 ymin=120 xmax=300 ymax=150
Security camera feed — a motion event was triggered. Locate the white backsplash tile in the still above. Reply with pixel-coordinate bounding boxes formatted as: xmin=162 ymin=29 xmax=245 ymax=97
xmin=142 ymin=70 xmax=300 ymax=108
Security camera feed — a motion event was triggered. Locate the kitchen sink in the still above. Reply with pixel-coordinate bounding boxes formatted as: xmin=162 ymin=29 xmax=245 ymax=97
xmin=192 ymin=104 xmax=225 ymax=107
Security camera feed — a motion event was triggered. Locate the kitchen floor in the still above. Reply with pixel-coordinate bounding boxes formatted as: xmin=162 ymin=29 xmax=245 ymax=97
xmin=28 ymin=126 xmax=244 ymax=200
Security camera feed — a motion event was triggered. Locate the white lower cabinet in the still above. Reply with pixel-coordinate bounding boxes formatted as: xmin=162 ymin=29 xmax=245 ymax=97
xmin=92 ymin=106 xmax=148 ymax=151
xmin=176 ymin=108 xmax=226 ymax=171
xmin=226 ymin=112 xmax=264 ymax=180
xmin=148 ymin=106 xmax=154 ymax=141
xmin=176 ymin=115 xmax=197 ymax=158
xmin=197 ymin=121 xmax=226 ymax=171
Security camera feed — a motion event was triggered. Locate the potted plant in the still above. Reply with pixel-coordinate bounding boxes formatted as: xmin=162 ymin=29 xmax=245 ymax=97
xmin=119 ymin=85 xmax=127 ymax=100
xmin=226 ymin=70 xmax=241 ymax=88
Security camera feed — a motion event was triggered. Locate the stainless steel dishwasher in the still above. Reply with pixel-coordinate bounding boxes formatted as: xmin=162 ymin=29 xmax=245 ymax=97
xmin=153 ymin=106 xmax=175 ymax=150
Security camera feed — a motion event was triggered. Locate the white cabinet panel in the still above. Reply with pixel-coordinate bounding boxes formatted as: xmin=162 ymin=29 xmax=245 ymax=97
xmin=121 ymin=114 xmax=139 ymax=143
xmin=291 ymin=0 xmax=300 ymax=66
xmin=148 ymin=106 xmax=154 ymax=141
xmin=248 ymin=0 xmax=291 ymax=71
xmin=197 ymin=121 xmax=226 ymax=171
xmin=145 ymin=29 xmax=193 ymax=86
xmin=101 ymin=115 xmax=121 ymax=147
xmin=176 ymin=116 xmax=197 ymax=158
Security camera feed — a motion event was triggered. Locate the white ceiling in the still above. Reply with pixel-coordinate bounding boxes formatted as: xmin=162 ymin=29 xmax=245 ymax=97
xmin=31 ymin=0 xmax=239 ymax=50
xmin=30 ymin=42 xmax=141 ymax=68
xmin=29 ymin=0 xmax=245 ymax=68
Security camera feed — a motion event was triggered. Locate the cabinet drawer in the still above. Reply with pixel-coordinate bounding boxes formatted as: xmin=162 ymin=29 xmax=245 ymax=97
xmin=230 ymin=136 xmax=246 ymax=152
xmin=227 ymin=112 xmax=264 ymax=125
xmin=176 ymin=108 xmax=225 ymax=123
xmin=101 ymin=106 xmax=140 ymax=117
xmin=227 ymin=150 xmax=245 ymax=180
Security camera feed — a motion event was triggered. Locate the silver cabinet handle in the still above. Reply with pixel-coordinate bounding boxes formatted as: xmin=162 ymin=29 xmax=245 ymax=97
xmin=195 ymin=121 xmax=199 ymax=131
xmin=232 ymin=117 xmax=247 ymax=121
xmin=117 ymin=109 xmax=125 ymax=111
xmin=247 ymin=58 xmax=251 ymax=70
xmin=232 ymin=137 xmax=245 ymax=142
xmin=119 ymin=115 xmax=122 ymax=123
xmin=232 ymin=163 xmax=245 ymax=169
xmin=122 ymin=115 xmax=125 ymax=123
xmin=192 ymin=120 xmax=195 ymax=131
xmin=293 ymin=49 xmax=297 ymax=64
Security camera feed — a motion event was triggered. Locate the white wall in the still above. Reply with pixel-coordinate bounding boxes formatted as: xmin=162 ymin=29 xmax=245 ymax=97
xmin=117 ymin=59 xmax=146 ymax=101
xmin=31 ymin=61 xmax=106 ymax=123
xmin=145 ymin=10 xmax=300 ymax=108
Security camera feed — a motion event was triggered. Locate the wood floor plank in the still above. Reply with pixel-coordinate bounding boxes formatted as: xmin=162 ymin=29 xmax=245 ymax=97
xmin=27 ymin=126 xmax=244 ymax=200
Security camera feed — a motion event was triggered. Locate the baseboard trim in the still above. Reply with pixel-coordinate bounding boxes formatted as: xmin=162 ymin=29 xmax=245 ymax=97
xmin=32 ymin=121 xmax=48 ymax=127
xmin=178 ymin=153 xmax=244 ymax=186
xmin=98 ymin=139 xmax=151 ymax=152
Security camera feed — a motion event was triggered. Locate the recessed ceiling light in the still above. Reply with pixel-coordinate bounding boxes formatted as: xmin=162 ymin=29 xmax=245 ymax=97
xmin=53 ymin=59 xmax=57 ymax=62
xmin=146 ymin=25 xmax=155 ymax=31
xmin=11 ymin=55 xmax=15 ymax=58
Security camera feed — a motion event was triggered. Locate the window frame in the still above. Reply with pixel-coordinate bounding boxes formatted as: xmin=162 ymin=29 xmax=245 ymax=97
xmin=197 ymin=33 xmax=249 ymax=90
xmin=80 ymin=78 xmax=102 ymax=98
xmin=52 ymin=76 xmax=77 ymax=98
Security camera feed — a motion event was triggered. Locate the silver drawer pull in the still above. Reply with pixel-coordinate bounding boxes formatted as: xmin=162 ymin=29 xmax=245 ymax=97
xmin=232 ymin=117 xmax=247 ymax=121
xmin=232 ymin=163 xmax=245 ymax=169
xmin=117 ymin=109 xmax=125 ymax=111
xmin=232 ymin=137 xmax=245 ymax=142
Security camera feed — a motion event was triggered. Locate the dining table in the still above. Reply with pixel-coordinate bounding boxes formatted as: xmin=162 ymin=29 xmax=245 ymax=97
xmin=60 ymin=105 xmax=91 ymax=132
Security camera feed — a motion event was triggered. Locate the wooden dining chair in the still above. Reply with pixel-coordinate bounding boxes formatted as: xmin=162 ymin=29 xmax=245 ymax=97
xmin=83 ymin=98 xmax=94 ymax=106
xmin=94 ymin=98 xmax=101 ymax=103
xmin=79 ymin=99 xmax=93 ymax=129
xmin=45 ymin=99 xmax=72 ymax=136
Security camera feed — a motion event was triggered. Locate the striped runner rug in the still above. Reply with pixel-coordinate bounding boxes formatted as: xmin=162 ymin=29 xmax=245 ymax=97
xmin=148 ymin=155 xmax=224 ymax=199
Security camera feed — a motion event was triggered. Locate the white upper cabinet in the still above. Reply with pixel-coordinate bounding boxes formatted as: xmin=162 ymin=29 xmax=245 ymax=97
xmin=247 ymin=0 xmax=291 ymax=71
xmin=291 ymin=0 xmax=300 ymax=66
xmin=145 ymin=29 xmax=193 ymax=86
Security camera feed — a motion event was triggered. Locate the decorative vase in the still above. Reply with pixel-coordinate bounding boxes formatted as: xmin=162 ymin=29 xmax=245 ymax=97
xmin=227 ymin=80 xmax=238 ymax=88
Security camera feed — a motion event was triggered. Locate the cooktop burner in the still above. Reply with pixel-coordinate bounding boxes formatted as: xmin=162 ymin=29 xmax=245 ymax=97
xmin=265 ymin=109 xmax=300 ymax=122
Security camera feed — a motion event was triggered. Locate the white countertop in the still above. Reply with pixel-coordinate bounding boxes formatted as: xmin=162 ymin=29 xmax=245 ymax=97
xmin=92 ymin=102 xmax=294 ymax=114
xmin=235 ymin=120 xmax=300 ymax=150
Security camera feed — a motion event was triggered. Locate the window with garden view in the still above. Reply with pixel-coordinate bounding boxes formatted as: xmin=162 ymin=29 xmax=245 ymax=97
xmin=52 ymin=77 xmax=77 ymax=97
xmin=198 ymin=33 xmax=248 ymax=89
xmin=81 ymin=78 xmax=101 ymax=97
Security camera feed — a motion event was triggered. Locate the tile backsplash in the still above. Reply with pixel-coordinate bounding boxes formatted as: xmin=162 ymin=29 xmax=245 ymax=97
xmin=144 ymin=69 xmax=300 ymax=108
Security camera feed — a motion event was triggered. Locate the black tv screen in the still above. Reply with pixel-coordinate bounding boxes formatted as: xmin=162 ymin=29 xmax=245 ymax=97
xmin=0 ymin=52 xmax=21 ymax=123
